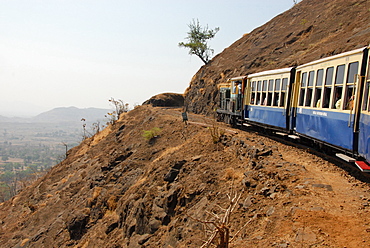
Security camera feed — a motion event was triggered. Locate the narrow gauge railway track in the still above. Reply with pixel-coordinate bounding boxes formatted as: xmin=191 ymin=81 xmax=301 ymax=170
xmin=238 ymin=123 xmax=370 ymax=183
xmin=160 ymin=107 xmax=370 ymax=182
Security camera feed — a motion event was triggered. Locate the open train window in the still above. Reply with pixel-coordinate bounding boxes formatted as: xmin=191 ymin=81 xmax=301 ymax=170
xmin=305 ymin=71 xmax=315 ymax=107
xmin=363 ymin=82 xmax=370 ymax=111
xmin=273 ymin=79 xmax=281 ymax=106
xmin=261 ymin=80 xmax=267 ymax=105
xmin=299 ymin=72 xmax=307 ymax=106
xmin=322 ymin=67 xmax=334 ymax=108
xmin=280 ymin=78 xmax=288 ymax=107
xmin=314 ymin=69 xmax=324 ymax=108
xmin=344 ymin=62 xmax=359 ymax=110
xmin=250 ymin=81 xmax=256 ymax=105
xmin=332 ymin=65 xmax=345 ymax=109
xmin=347 ymin=62 xmax=359 ymax=84
xmin=267 ymin=79 xmax=274 ymax=106
xmin=256 ymin=81 xmax=262 ymax=105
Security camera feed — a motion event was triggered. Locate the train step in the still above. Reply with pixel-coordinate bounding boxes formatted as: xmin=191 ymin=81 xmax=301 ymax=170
xmin=275 ymin=132 xmax=288 ymax=137
xmin=288 ymin=135 xmax=300 ymax=140
xmin=355 ymin=161 xmax=370 ymax=173
xmin=336 ymin=153 xmax=356 ymax=163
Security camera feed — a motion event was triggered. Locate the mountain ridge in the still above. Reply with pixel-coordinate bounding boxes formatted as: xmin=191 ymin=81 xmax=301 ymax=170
xmin=0 ymin=106 xmax=111 ymax=123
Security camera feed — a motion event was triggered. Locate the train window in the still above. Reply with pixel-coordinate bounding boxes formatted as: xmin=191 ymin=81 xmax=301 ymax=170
xmin=256 ymin=93 xmax=261 ymax=105
xmin=256 ymin=81 xmax=262 ymax=104
xmin=267 ymin=79 xmax=274 ymax=106
xmin=275 ymin=79 xmax=281 ymax=91
xmin=316 ymin=69 xmax=324 ymax=86
xmin=261 ymin=92 xmax=267 ymax=105
xmin=268 ymin=79 xmax=274 ymax=91
xmin=305 ymin=71 xmax=315 ymax=106
xmin=335 ymin=65 xmax=345 ymax=85
xmin=314 ymin=69 xmax=324 ymax=108
xmin=323 ymin=67 xmax=334 ymax=108
xmin=262 ymin=80 xmax=267 ymax=91
xmin=314 ymin=88 xmax=322 ymax=108
xmin=250 ymin=81 xmax=256 ymax=105
xmin=323 ymin=87 xmax=331 ymax=108
xmin=267 ymin=94 xmax=272 ymax=106
xmin=347 ymin=62 xmax=359 ymax=84
xmin=273 ymin=79 xmax=281 ymax=106
xmin=308 ymin=71 xmax=315 ymax=86
xmin=280 ymin=78 xmax=288 ymax=107
xmin=282 ymin=78 xmax=288 ymax=90
xmin=299 ymin=72 xmax=307 ymax=106
xmin=332 ymin=86 xmax=343 ymax=109
xmin=343 ymin=62 xmax=359 ymax=110
xmin=301 ymin=72 xmax=307 ymax=87
xmin=331 ymin=65 xmax=345 ymax=109
xmin=325 ymin=67 xmax=334 ymax=85
xmin=363 ymin=82 xmax=370 ymax=111
xmin=344 ymin=86 xmax=355 ymax=110
xmin=305 ymin=88 xmax=313 ymax=107
xmin=260 ymin=80 xmax=267 ymax=105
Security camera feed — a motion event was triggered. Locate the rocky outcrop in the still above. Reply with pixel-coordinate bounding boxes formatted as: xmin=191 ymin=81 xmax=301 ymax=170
xmin=142 ymin=93 xmax=184 ymax=107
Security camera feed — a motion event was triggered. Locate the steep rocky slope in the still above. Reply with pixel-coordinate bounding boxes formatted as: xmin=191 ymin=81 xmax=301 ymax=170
xmin=0 ymin=105 xmax=369 ymax=247
xmin=185 ymin=0 xmax=370 ymax=115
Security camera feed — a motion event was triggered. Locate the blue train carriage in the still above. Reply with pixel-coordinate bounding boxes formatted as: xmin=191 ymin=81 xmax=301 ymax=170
xmin=291 ymin=46 xmax=370 ymax=170
xmin=216 ymin=76 xmax=247 ymax=125
xmin=244 ymin=67 xmax=296 ymax=131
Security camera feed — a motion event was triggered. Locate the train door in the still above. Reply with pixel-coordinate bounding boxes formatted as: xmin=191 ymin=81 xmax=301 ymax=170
xmin=358 ymin=47 xmax=370 ymax=163
xmin=289 ymin=70 xmax=301 ymax=132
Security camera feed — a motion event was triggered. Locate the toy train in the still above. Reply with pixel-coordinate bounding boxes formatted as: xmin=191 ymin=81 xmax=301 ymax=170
xmin=216 ymin=45 xmax=370 ymax=172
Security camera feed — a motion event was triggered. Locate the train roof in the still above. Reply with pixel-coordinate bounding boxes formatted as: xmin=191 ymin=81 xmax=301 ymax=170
xmin=228 ymin=76 xmax=246 ymax=81
xmin=296 ymin=46 xmax=368 ymax=69
xmin=247 ymin=67 xmax=294 ymax=79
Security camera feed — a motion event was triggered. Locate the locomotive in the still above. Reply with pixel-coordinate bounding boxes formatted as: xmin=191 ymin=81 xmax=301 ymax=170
xmin=217 ymin=46 xmax=370 ymax=172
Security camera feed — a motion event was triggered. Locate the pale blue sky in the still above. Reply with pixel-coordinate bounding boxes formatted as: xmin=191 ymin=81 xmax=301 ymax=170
xmin=0 ymin=0 xmax=295 ymax=116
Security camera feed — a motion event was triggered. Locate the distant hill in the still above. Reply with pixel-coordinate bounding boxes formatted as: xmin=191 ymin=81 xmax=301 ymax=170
xmin=32 ymin=107 xmax=110 ymax=123
xmin=0 ymin=107 xmax=111 ymax=123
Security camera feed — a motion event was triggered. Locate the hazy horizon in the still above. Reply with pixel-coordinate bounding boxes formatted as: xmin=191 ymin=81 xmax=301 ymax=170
xmin=1 ymin=0 xmax=294 ymax=117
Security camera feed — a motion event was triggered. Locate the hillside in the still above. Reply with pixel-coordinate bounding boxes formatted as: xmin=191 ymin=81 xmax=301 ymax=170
xmin=0 ymin=105 xmax=369 ymax=247
xmin=184 ymin=0 xmax=370 ymax=115
xmin=1 ymin=0 xmax=370 ymax=247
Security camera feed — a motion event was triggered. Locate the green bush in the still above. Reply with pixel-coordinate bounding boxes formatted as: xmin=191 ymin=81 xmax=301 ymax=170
xmin=142 ymin=127 xmax=161 ymax=141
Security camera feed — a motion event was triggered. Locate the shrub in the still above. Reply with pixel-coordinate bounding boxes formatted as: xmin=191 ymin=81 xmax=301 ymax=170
xmin=142 ymin=127 xmax=161 ymax=141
